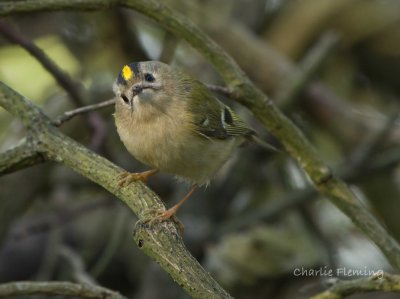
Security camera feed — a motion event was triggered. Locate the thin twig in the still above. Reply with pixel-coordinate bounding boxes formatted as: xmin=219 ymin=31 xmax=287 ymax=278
xmin=276 ymin=31 xmax=340 ymax=109
xmin=35 ymin=230 xmax=63 ymax=280
xmin=206 ymin=84 xmax=236 ymax=99
xmin=60 ymin=246 xmax=98 ymax=285
xmin=52 ymin=84 xmax=237 ymax=127
xmin=347 ymin=110 xmax=400 ymax=170
xmin=216 ymin=188 xmax=315 ymax=235
xmin=10 ymin=198 xmax=113 ymax=240
xmin=0 ymin=20 xmax=84 ymax=107
xmin=0 ymin=20 xmax=107 ymax=149
xmin=90 ymin=208 xmax=130 ymax=277
xmin=159 ymin=31 xmax=179 ymax=63
xmin=53 ymin=99 xmax=115 ymax=127
xmin=298 ymin=206 xmax=337 ymax=269
xmin=0 ymin=281 xmax=127 ymax=299
xmin=114 ymin=8 xmax=149 ymax=61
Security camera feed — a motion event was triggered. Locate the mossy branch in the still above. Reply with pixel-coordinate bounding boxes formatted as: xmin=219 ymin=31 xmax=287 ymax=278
xmin=0 ymin=137 xmax=45 ymax=176
xmin=0 ymin=281 xmax=127 ymax=299
xmin=1 ymin=0 xmax=399 ymax=272
xmin=0 ymin=82 xmax=232 ymax=299
xmin=311 ymin=273 xmax=400 ymax=299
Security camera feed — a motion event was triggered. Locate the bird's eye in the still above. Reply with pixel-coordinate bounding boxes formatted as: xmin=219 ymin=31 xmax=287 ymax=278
xmin=144 ymin=73 xmax=155 ymax=82
xmin=121 ymin=94 xmax=129 ymax=104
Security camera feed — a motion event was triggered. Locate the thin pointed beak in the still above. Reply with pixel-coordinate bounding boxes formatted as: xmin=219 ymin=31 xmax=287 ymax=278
xmin=132 ymin=84 xmax=143 ymax=96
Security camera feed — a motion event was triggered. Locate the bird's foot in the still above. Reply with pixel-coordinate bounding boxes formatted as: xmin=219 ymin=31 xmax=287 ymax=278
xmin=135 ymin=185 xmax=197 ymax=235
xmin=138 ymin=207 xmax=184 ymax=235
xmin=118 ymin=169 xmax=158 ymax=187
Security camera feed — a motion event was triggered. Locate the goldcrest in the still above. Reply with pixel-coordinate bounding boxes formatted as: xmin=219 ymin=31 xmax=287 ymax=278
xmin=113 ymin=61 xmax=265 ymax=221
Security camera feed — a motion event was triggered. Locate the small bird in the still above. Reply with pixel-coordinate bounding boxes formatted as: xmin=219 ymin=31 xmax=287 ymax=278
xmin=113 ymin=61 xmax=271 ymax=222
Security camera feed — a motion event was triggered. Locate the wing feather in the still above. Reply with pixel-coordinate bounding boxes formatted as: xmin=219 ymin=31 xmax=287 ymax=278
xmin=184 ymin=78 xmax=253 ymax=140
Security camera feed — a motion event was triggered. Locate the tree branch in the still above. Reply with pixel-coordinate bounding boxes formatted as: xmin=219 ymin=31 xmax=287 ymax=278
xmin=0 ymin=82 xmax=232 ymax=299
xmin=217 ymin=110 xmax=400 ymax=235
xmin=311 ymin=273 xmax=400 ymax=299
xmin=0 ymin=281 xmax=127 ymax=299
xmin=0 ymin=97 xmax=115 ymax=178
xmin=0 ymin=137 xmax=45 ymax=176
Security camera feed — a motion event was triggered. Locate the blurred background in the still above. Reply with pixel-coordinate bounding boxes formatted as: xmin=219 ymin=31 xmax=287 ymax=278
xmin=0 ymin=0 xmax=399 ymax=298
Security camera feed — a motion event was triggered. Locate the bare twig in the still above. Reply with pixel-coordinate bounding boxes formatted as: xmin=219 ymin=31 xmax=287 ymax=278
xmin=0 ymin=281 xmax=127 ymax=299
xmin=0 ymin=20 xmax=107 ymax=149
xmin=60 ymin=246 xmax=98 ymax=285
xmin=216 ymin=188 xmax=315 ymax=235
xmin=10 ymin=198 xmax=113 ymax=240
xmin=90 ymin=208 xmax=130 ymax=277
xmin=52 ymin=84 xmax=237 ymax=127
xmin=276 ymin=31 xmax=340 ymax=108
xmin=206 ymin=84 xmax=236 ymax=99
xmin=311 ymin=272 xmax=400 ymax=299
xmin=159 ymin=31 xmax=179 ymax=63
xmin=52 ymin=85 xmax=238 ymax=128
xmin=347 ymin=110 xmax=400 ymax=170
xmin=0 ymin=20 xmax=84 ymax=107
xmin=114 ymin=8 xmax=149 ymax=61
xmin=53 ymin=99 xmax=115 ymax=126
xmin=298 ymin=205 xmax=337 ymax=269
xmin=35 ymin=230 xmax=63 ymax=280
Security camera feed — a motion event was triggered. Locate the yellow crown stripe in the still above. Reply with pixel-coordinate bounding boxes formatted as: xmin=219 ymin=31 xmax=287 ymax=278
xmin=122 ymin=65 xmax=133 ymax=81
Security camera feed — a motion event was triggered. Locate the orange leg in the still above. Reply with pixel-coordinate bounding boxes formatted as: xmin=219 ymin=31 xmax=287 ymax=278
xmin=118 ymin=169 xmax=158 ymax=187
xmin=156 ymin=184 xmax=198 ymax=221
xmin=137 ymin=185 xmax=198 ymax=235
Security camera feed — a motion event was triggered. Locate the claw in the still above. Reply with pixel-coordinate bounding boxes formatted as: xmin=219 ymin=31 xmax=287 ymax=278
xmin=135 ymin=185 xmax=197 ymax=235
xmin=137 ymin=208 xmax=185 ymax=235
xmin=118 ymin=169 xmax=158 ymax=187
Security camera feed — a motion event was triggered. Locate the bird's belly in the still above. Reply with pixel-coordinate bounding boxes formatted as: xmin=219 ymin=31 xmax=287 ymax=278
xmin=117 ymin=119 xmax=239 ymax=185
xmin=164 ymin=136 xmax=239 ymax=185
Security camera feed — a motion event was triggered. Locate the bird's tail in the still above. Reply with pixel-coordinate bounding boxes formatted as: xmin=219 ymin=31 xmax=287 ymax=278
xmin=250 ymin=134 xmax=280 ymax=153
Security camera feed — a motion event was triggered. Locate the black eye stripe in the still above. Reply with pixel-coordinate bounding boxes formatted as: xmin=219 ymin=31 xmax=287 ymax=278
xmin=144 ymin=73 xmax=155 ymax=82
